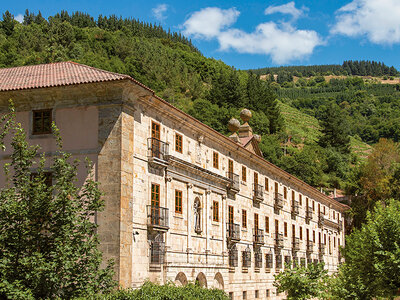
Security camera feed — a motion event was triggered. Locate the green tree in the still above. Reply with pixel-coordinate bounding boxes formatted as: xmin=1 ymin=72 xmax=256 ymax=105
xmin=0 ymin=106 xmax=115 ymax=299
xmin=318 ymin=103 xmax=351 ymax=155
xmin=273 ymin=262 xmax=328 ymax=300
xmin=330 ymin=200 xmax=400 ymax=299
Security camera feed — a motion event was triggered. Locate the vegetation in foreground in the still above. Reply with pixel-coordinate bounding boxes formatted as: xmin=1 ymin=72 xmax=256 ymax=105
xmin=274 ymin=199 xmax=400 ymax=299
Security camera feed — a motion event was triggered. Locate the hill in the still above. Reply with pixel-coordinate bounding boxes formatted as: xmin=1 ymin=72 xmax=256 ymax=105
xmin=0 ymin=10 xmax=390 ymax=191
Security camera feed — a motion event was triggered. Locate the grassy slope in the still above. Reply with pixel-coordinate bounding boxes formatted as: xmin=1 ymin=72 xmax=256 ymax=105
xmin=279 ymin=102 xmax=372 ymax=159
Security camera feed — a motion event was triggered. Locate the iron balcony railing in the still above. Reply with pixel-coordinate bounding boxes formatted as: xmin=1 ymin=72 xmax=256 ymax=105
xmin=275 ymin=233 xmax=284 ymax=249
xmin=253 ymin=183 xmax=264 ymax=201
xmin=229 ymin=248 xmax=238 ymax=267
xmin=242 ymin=250 xmax=251 ymax=268
xmin=291 ymin=201 xmax=300 ymax=215
xmin=255 ymin=251 xmax=263 ymax=268
xmin=292 ymin=237 xmax=300 ymax=251
xmin=306 ymin=240 xmax=314 ymax=253
xmin=253 ymin=228 xmax=264 ymax=244
xmin=318 ymin=213 xmax=325 ymax=228
xmin=150 ymin=241 xmax=165 ymax=264
xmin=227 ymin=223 xmax=240 ymax=242
xmin=276 ymin=255 xmax=283 ymax=269
xmin=147 ymin=137 xmax=169 ymax=161
xmin=319 ymin=243 xmax=325 ymax=255
xmin=147 ymin=205 xmax=169 ymax=231
xmin=274 ymin=193 xmax=284 ymax=209
xmin=265 ymin=253 xmax=273 ymax=269
xmin=227 ymin=172 xmax=240 ymax=192
xmin=306 ymin=208 xmax=313 ymax=221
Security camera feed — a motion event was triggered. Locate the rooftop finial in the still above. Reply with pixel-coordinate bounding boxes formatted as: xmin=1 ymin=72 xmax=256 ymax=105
xmin=240 ymin=109 xmax=252 ymax=123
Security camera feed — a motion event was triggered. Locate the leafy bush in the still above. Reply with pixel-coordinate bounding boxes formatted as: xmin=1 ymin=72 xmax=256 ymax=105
xmin=88 ymin=281 xmax=229 ymax=300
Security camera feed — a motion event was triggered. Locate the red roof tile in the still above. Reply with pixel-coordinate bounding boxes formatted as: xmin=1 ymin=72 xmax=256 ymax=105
xmin=0 ymin=61 xmax=150 ymax=92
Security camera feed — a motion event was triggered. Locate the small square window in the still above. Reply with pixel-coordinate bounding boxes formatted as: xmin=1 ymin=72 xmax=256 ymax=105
xmin=175 ymin=133 xmax=183 ymax=153
xmin=32 ymin=109 xmax=52 ymax=135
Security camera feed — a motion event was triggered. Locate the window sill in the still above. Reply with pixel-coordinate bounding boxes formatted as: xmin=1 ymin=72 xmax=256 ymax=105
xmin=212 ymin=221 xmax=220 ymax=226
xmin=174 ymin=214 xmax=184 ymax=219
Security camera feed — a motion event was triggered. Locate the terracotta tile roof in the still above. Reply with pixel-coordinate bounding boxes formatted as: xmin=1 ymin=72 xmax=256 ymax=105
xmin=239 ymin=136 xmax=253 ymax=147
xmin=0 ymin=61 xmax=151 ymax=92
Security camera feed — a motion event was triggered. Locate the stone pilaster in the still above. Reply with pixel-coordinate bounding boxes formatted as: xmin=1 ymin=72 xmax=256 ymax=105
xmin=186 ymin=183 xmax=193 ymax=258
xmin=205 ymin=190 xmax=211 ymax=252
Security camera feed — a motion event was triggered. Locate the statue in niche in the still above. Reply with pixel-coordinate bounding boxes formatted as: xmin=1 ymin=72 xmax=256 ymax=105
xmin=195 ymin=135 xmax=203 ymax=164
xmin=194 ymin=198 xmax=202 ymax=234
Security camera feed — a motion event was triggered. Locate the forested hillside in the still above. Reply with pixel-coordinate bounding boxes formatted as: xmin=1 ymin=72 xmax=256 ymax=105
xmin=1 ymin=10 xmax=398 ymax=198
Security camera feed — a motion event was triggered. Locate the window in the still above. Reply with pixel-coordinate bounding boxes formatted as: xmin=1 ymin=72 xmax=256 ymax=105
xmin=265 ymin=177 xmax=269 ymax=191
xmin=312 ymin=200 xmax=315 ymax=211
xmin=151 ymin=121 xmax=160 ymax=139
xmin=151 ymin=183 xmax=160 ymax=207
xmin=284 ymin=187 xmax=287 ymax=199
xmin=229 ymin=292 xmax=233 ymax=300
xmin=228 ymin=159 xmax=234 ymax=174
xmin=31 ymin=171 xmax=52 ymax=187
xmin=175 ymin=190 xmax=182 ymax=213
xmin=275 ymin=219 xmax=279 ymax=234
xmin=175 ymin=133 xmax=183 ymax=153
xmin=324 ymin=234 xmax=326 ymax=245
xmin=313 ymin=230 xmax=316 ymax=242
xmin=255 ymin=290 xmax=259 ymax=298
xmin=266 ymin=289 xmax=270 ymax=297
xmin=284 ymin=222 xmax=288 ymax=237
xmin=32 ymin=109 xmax=52 ymax=135
xmin=254 ymin=172 xmax=258 ymax=185
xmin=292 ymin=190 xmax=295 ymax=202
xmin=299 ymin=194 xmax=302 ymax=206
xmin=334 ymin=236 xmax=336 ymax=247
xmin=265 ymin=216 xmax=269 ymax=233
xmin=254 ymin=213 xmax=259 ymax=230
xmin=213 ymin=152 xmax=219 ymax=169
xmin=213 ymin=201 xmax=219 ymax=222
xmin=243 ymin=291 xmax=247 ymax=299
xmin=300 ymin=226 xmax=303 ymax=240
xmin=242 ymin=166 xmax=247 ymax=182
xmin=306 ymin=228 xmax=310 ymax=241
xmin=324 ymin=206 xmax=326 ymax=215
xmin=242 ymin=209 xmax=247 ymax=229
xmin=292 ymin=224 xmax=295 ymax=238
xmin=333 ymin=211 xmax=335 ymax=220
xmin=228 ymin=205 xmax=234 ymax=224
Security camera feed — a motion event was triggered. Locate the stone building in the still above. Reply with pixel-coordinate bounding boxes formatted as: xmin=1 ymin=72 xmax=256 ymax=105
xmin=0 ymin=62 xmax=348 ymax=299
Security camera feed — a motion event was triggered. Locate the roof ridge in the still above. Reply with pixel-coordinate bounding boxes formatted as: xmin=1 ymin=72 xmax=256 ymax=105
xmin=64 ymin=61 xmax=131 ymax=78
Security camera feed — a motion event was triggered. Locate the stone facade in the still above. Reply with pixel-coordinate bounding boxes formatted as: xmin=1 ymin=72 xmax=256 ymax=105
xmin=0 ymin=67 xmax=347 ymax=299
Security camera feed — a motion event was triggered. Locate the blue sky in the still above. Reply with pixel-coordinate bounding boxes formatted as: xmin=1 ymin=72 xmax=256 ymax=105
xmin=6 ymin=0 xmax=400 ymax=70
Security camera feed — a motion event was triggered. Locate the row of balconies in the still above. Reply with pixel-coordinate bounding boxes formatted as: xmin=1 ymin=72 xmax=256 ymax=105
xmin=147 ymin=138 xmax=342 ymax=229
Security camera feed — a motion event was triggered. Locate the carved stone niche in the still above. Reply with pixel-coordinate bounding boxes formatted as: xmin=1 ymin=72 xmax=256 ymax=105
xmin=194 ymin=197 xmax=202 ymax=234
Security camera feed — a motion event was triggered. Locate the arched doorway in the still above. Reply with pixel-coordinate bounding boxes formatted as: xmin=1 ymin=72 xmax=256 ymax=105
xmin=213 ymin=272 xmax=224 ymax=290
xmin=175 ymin=272 xmax=188 ymax=286
xmin=195 ymin=272 xmax=207 ymax=288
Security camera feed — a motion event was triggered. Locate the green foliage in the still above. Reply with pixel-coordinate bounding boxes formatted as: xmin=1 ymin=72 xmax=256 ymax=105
xmin=88 ymin=281 xmax=229 ymax=300
xmin=0 ymin=105 xmax=116 ymax=299
xmin=330 ymin=200 xmax=400 ymax=299
xmin=273 ymin=263 xmax=329 ymax=300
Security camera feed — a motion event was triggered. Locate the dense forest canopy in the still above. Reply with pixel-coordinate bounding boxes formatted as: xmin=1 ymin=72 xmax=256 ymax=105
xmin=2 ymin=9 xmax=400 ymax=208
xmin=249 ymin=60 xmax=399 ymax=77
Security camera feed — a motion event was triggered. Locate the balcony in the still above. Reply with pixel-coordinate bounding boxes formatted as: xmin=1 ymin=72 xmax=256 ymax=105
xmin=242 ymin=249 xmax=251 ymax=268
xmin=305 ymin=209 xmax=313 ymax=223
xmin=227 ymin=223 xmax=240 ymax=242
xmin=253 ymin=184 xmax=264 ymax=203
xmin=274 ymin=193 xmax=284 ymax=210
xmin=318 ymin=213 xmax=325 ymax=228
xmin=255 ymin=251 xmax=263 ymax=269
xmin=265 ymin=253 xmax=273 ymax=270
xmin=147 ymin=205 xmax=169 ymax=232
xmin=227 ymin=172 xmax=240 ymax=193
xmin=275 ymin=233 xmax=284 ymax=249
xmin=229 ymin=247 xmax=238 ymax=267
xmin=253 ymin=228 xmax=265 ymax=245
xmin=291 ymin=201 xmax=300 ymax=216
xmin=150 ymin=241 xmax=165 ymax=265
xmin=306 ymin=241 xmax=314 ymax=254
xmin=147 ymin=137 xmax=169 ymax=168
xmin=323 ymin=217 xmax=342 ymax=232
xmin=319 ymin=243 xmax=325 ymax=257
xmin=292 ymin=237 xmax=300 ymax=251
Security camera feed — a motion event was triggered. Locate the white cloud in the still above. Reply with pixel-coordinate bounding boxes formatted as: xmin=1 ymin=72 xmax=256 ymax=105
xmin=264 ymin=2 xmax=306 ymax=20
xmin=218 ymin=22 xmax=322 ymax=64
xmin=15 ymin=14 xmax=24 ymax=23
xmin=331 ymin=0 xmax=400 ymax=45
xmin=183 ymin=7 xmax=239 ymax=39
xmin=152 ymin=4 xmax=168 ymax=22
xmin=182 ymin=6 xmax=322 ymax=64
